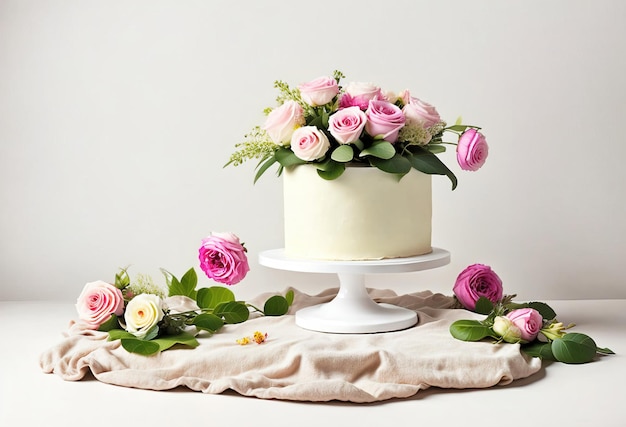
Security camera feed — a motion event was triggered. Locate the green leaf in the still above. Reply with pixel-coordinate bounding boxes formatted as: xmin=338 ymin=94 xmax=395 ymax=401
xmin=115 ymin=267 xmax=130 ymax=288
xmin=425 ymin=144 xmax=446 ymax=154
xmin=474 ymin=297 xmax=494 ymax=315
xmin=596 ymin=347 xmax=615 ymax=355
xmin=191 ymin=313 xmax=224 ymax=332
xmin=449 ymin=320 xmax=493 ymax=342
xmin=214 ymin=301 xmax=250 ymax=324
xmin=196 ymin=286 xmax=235 ymax=310
xmin=121 ymin=338 xmax=161 ymax=355
xmin=285 ymin=289 xmax=295 ymax=306
xmin=263 ymin=295 xmax=290 ymax=316
xmin=275 ymin=147 xmax=307 ymax=168
xmin=359 ymin=140 xmax=395 ymax=160
xmin=522 ymin=342 xmax=557 ymax=360
xmin=551 ymin=333 xmax=598 ymax=364
xmin=316 ymin=160 xmax=345 ymax=180
xmin=406 ymin=147 xmax=458 ymax=190
xmin=369 ymin=153 xmax=412 ymax=176
xmin=97 ymin=314 xmax=121 ymax=332
xmin=446 ymin=124 xmax=472 ymax=132
xmin=108 ymin=329 xmax=136 ymax=341
xmin=254 ymin=155 xmax=278 ymax=184
xmin=142 ymin=324 xmax=159 ymax=341
xmin=152 ymin=331 xmax=199 ymax=352
xmin=179 ymin=268 xmax=198 ymax=299
xmin=330 ymin=144 xmax=354 ymax=162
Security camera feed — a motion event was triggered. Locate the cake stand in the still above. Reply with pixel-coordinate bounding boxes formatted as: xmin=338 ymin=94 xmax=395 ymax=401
xmin=258 ymin=248 xmax=450 ymax=334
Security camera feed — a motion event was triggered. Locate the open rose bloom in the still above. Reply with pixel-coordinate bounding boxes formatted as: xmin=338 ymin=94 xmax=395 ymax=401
xmin=75 ymin=280 xmax=124 ymax=330
xmin=199 ymin=232 xmax=250 ymax=285
xmin=453 ymin=264 xmax=503 ymax=311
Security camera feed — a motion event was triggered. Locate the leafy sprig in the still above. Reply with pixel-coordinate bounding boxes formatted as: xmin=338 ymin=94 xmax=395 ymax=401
xmin=449 ymin=296 xmax=614 ymax=364
xmin=101 ymin=267 xmax=294 ymax=356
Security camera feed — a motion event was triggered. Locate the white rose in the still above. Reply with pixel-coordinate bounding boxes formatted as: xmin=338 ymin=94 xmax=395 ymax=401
xmin=492 ymin=316 xmax=522 ymax=344
xmin=262 ymin=100 xmax=305 ymax=145
xmin=290 ymin=126 xmax=330 ymax=161
xmin=344 ymin=81 xmax=381 ymax=99
xmin=124 ymin=293 xmax=165 ymax=339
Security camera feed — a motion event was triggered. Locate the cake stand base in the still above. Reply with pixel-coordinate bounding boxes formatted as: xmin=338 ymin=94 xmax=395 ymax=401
xmin=258 ymin=248 xmax=450 ymax=334
xmin=295 ymin=273 xmax=417 ymax=333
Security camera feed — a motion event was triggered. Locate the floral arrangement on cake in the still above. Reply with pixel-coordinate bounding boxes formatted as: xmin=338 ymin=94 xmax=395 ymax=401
xmin=74 ymin=232 xmax=293 ymax=355
xmin=449 ymin=264 xmax=614 ymax=364
xmin=226 ymin=71 xmax=488 ymax=189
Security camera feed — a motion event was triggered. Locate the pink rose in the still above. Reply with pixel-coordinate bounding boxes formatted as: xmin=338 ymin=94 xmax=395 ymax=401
xmin=290 ymin=126 xmax=331 ymax=161
xmin=328 ymin=106 xmax=367 ymax=144
xmin=365 ymin=100 xmax=406 ymax=143
xmin=506 ymin=308 xmax=543 ymax=343
xmin=298 ymin=76 xmax=339 ymax=106
xmin=76 ymin=280 xmax=125 ymax=330
xmin=402 ymin=97 xmax=441 ymax=128
xmin=339 ymin=81 xmax=382 ymax=110
xmin=262 ymin=100 xmax=305 ymax=145
xmin=453 ymin=263 xmax=503 ymax=311
xmin=457 ymin=128 xmax=489 ymax=171
xmin=199 ymin=232 xmax=250 ymax=286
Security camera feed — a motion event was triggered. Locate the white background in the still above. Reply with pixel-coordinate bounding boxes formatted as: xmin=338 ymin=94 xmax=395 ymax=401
xmin=1 ymin=0 xmax=625 ymax=302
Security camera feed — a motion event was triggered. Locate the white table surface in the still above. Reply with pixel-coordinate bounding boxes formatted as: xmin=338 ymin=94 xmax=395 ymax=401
xmin=1 ymin=299 xmax=624 ymax=427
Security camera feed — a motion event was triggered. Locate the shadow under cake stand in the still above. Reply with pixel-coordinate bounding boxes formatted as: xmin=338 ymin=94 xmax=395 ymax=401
xmin=258 ymin=248 xmax=450 ymax=334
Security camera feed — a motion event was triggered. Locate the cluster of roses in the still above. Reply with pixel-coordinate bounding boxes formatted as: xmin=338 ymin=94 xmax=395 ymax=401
xmin=262 ymin=74 xmax=488 ymax=172
xmin=452 ymin=264 xmax=548 ymax=343
xmin=75 ymin=233 xmax=250 ymax=338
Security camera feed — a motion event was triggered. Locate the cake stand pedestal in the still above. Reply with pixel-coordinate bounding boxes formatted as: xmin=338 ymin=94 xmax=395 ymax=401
xmin=258 ymin=248 xmax=450 ymax=334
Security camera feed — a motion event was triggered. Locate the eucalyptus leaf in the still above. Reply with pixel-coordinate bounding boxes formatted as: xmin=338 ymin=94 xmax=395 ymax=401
xmin=359 ymin=141 xmax=395 ymax=160
xmin=263 ymin=295 xmax=290 ymax=316
xmin=522 ymin=342 xmax=557 ymax=361
xmin=406 ymin=147 xmax=458 ymax=190
xmin=196 ymin=286 xmax=235 ymax=310
xmin=275 ymin=147 xmax=307 ymax=167
xmin=214 ymin=301 xmax=250 ymax=324
xmin=551 ymin=333 xmax=598 ymax=364
xmin=369 ymin=154 xmax=412 ymax=175
xmin=120 ymin=338 xmax=161 ymax=355
xmin=449 ymin=320 xmax=493 ymax=342
xmin=331 ymin=145 xmax=354 ymax=163
xmin=192 ymin=313 xmax=224 ymax=332
xmin=317 ymin=160 xmax=345 ymax=180
xmin=474 ymin=297 xmax=494 ymax=315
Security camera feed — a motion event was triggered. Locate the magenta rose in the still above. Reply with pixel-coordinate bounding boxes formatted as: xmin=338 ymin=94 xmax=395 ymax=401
xmin=339 ymin=81 xmax=382 ymax=110
xmin=262 ymin=100 xmax=305 ymax=145
xmin=199 ymin=232 xmax=250 ymax=286
xmin=328 ymin=106 xmax=367 ymax=144
xmin=290 ymin=125 xmax=331 ymax=161
xmin=453 ymin=263 xmax=503 ymax=311
xmin=456 ymin=128 xmax=489 ymax=171
xmin=76 ymin=280 xmax=125 ymax=330
xmin=506 ymin=308 xmax=543 ymax=342
xmin=365 ymin=100 xmax=406 ymax=143
xmin=298 ymin=76 xmax=339 ymax=106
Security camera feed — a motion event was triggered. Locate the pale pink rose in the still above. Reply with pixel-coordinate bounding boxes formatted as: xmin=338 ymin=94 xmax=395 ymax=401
xmin=262 ymin=100 xmax=305 ymax=145
xmin=298 ymin=76 xmax=339 ymax=106
xmin=290 ymin=126 xmax=331 ymax=161
xmin=76 ymin=280 xmax=125 ymax=330
xmin=457 ymin=128 xmax=489 ymax=171
xmin=364 ymin=100 xmax=406 ymax=143
xmin=199 ymin=232 xmax=250 ymax=285
xmin=506 ymin=308 xmax=543 ymax=343
xmin=328 ymin=106 xmax=367 ymax=144
xmin=402 ymin=97 xmax=441 ymax=128
xmin=339 ymin=81 xmax=382 ymax=109
xmin=453 ymin=264 xmax=503 ymax=311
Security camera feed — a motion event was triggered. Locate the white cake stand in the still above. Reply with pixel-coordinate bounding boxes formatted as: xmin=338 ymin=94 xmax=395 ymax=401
xmin=258 ymin=248 xmax=450 ymax=334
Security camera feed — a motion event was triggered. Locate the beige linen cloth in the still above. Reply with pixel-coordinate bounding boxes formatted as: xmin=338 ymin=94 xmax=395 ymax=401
xmin=40 ymin=288 xmax=541 ymax=403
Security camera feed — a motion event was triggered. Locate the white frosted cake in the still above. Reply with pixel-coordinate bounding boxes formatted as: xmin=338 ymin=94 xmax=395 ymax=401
xmin=283 ymin=165 xmax=432 ymax=260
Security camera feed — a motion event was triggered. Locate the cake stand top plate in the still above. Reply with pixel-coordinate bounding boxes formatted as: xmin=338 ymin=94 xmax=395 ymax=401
xmin=258 ymin=247 xmax=450 ymax=274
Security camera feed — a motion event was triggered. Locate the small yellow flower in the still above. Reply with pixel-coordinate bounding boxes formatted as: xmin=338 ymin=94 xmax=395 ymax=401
xmin=253 ymin=331 xmax=268 ymax=344
xmin=236 ymin=336 xmax=251 ymax=346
